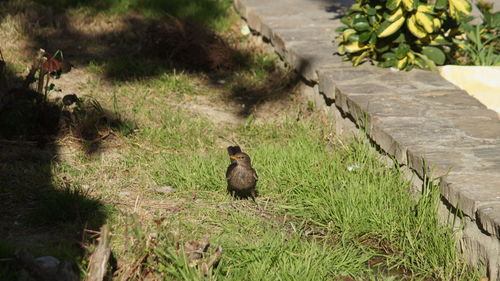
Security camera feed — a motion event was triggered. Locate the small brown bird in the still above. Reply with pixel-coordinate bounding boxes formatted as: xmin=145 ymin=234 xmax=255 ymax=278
xmin=226 ymin=146 xmax=258 ymax=201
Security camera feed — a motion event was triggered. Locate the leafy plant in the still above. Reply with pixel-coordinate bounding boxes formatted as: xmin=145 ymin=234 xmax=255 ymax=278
xmin=335 ymin=0 xmax=472 ymax=70
xmin=453 ymin=9 xmax=500 ymax=65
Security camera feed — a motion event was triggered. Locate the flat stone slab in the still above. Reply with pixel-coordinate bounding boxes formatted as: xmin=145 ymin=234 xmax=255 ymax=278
xmin=233 ymin=0 xmax=500 ymax=276
xmin=478 ymin=203 xmax=500 ymax=238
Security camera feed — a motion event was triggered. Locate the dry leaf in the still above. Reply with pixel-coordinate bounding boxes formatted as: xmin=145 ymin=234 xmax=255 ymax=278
xmin=42 ymin=56 xmax=62 ymax=74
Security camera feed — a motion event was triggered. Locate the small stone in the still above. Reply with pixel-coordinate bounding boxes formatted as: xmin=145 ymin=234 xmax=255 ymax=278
xmin=241 ymin=25 xmax=251 ymax=35
xmin=152 ymin=186 xmax=175 ymax=193
xmin=118 ymin=191 xmax=130 ymax=197
xmin=35 ymin=256 xmax=60 ymax=271
xmin=62 ymin=94 xmax=79 ymax=106
xmin=347 ymin=164 xmax=360 ymax=171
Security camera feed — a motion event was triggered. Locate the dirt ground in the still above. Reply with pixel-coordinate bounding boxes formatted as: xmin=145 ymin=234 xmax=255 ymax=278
xmin=0 ymin=1 xmax=304 ymax=278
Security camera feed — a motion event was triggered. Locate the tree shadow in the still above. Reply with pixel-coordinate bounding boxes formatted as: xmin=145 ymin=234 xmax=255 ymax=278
xmin=0 ymin=48 xmax=124 ymax=280
xmin=0 ymin=0 xmax=304 ymax=277
xmin=0 ymin=124 xmax=108 ymax=279
xmin=225 ymin=60 xmax=305 ymax=117
xmin=0 ymin=0 xmax=304 ymax=117
xmin=309 ymin=0 xmax=353 ymax=20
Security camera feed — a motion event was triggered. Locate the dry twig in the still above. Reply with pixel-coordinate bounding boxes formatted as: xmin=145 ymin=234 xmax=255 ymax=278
xmin=0 ymin=47 xmax=7 ymax=92
xmin=23 ymin=49 xmax=46 ymax=89
xmin=85 ymin=225 xmax=112 ymax=281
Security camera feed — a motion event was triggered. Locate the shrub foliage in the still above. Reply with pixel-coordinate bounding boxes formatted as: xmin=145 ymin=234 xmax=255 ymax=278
xmin=335 ymin=0 xmax=472 ymax=70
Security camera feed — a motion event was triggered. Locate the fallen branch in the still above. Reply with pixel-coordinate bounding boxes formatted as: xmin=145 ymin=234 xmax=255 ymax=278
xmin=0 ymin=139 xmax=39 ymax=146
xmin=200 ymin=246 xmax=222 ymax=275
xmin=85 ymin=224 xmax=112 ymax=281
xmin=121 ymin=251 xmax=149 ymax=281
xmin=0 ymin=48 xmax=7 ymax=93
xmin=23 ymin=49 xmax=46 ymax=89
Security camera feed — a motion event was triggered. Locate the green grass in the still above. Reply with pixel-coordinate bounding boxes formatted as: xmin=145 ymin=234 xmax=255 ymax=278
xmin=0 ymin=0 xmax=483 ymax=279
xmin=25 ymin=186 xmax=106 ymax=228
xmin=29 ymin=0 xmax=234 ymax=30
xmin=97 ymin=107 xmax=480 ymax=280
xmin=50 ymin=56 xmax=479 ymax=278
xmin=454 ymin=23 xmax=500 ymax=66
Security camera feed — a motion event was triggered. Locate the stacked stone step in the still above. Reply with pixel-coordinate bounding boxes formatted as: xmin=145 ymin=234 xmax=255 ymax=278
xmin=233 ymin=0 xmax=500 ymax=279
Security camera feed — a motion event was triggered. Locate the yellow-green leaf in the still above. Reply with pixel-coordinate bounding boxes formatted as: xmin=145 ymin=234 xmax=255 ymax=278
xmin=387 ymin=8 xmax=404 ymax=22
xmin=338 ymin=45 xmax=346 ymax=55
xmin=386 ymin=0 xmax=402 ymax=10
xmin=415 ymin=11 xmax=435 ymax=33
xmin=334 ymin=35 xmax=343 ymax=45
xmin=402 ymin=0 xmax=415 ymax=11
xmin=349 ymin=3 xmax=363 ymax=12
xmin=343 ymin=29 xmax=357 ymax=41
xmin=377 ymin=16 xmax=406 ymax=38
xmin=449 ymin=0 xmax=471 ymax=19
xmin=417 ymin=4 xmax=434 ymax=13
xmin=397 ymin=56 xmax=408 ymax=69
xmin=353 ymin=51 xmax=370 ymax=66
xmin=407 ymin=14 xmax=427 ymax=38
xmin=344 ymin=41 xmax=370 ymax=53
xmin=429 ymin=34 xmax=447 ymax=45
xmin=432 ymin=17 xmax=442 ymax=31
xmin=407 ymin=51 xmax=415 ymax=62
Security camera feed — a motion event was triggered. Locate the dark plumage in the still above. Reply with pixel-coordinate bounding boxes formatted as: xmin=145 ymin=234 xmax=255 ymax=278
xmin=226 ymin=146 xmax=258 ymax=201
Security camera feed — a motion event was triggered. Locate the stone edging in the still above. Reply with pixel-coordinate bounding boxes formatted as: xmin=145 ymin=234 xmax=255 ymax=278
xmin=232 ymin=0 xmax=500 ymax=279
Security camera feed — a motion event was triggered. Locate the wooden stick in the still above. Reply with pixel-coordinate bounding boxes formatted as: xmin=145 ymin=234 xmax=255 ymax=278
xmin=23 ymin=49 xmax=45 ymax=89
xmin=0 ymin=47 xmax=7 ymax=92
xmin=85 ymin=224 xmax=111 ymax=281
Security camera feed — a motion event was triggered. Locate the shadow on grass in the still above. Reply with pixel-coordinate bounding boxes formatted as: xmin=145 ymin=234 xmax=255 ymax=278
xmin=0 ymin=0 xmax=305 ymax=117
xmin=0 ymin=60 xmax=127 ymax=278
xmin=89 ymin=15 xmax=306 ymax=117
xmin=303 ymin=0 xmax=351 ymax=18
xmin=0 ymin=142 xmax=107 ymax=279
xmin=0 ymin=0 xmax=304 ymax=277
xmin=30 ymin=0 xmax=231 ymax=28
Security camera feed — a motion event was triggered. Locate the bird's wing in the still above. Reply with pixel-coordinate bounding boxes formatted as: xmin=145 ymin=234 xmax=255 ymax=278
xmin=252 ymin=168 xmax=258 ymax=181
xmin=226 ymin=163 xmax=237 ymax=180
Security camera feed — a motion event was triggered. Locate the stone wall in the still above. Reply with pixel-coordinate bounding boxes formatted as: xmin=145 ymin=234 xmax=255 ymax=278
xmin=233 ymin=0 xmax=500 ymax=279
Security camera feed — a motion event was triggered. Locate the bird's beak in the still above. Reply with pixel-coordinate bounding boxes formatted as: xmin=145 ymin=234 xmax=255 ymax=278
xmin=230 ymin=156 xmax=238 ymax=160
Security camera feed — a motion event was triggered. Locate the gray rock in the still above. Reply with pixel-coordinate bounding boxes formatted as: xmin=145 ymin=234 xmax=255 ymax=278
xmin=152 ymin=185 xmax=176 ymax=193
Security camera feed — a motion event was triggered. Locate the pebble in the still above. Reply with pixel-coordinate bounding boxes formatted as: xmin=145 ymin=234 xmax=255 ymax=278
xmin=35 ymin=256 xmax=60 ymax=270
xmin=241 ymin=25 xmax=251 ymax=35
xmin=152 ymin=186 xmax=176 ymax=193
xmin=347 ymin=164 xmax=360 ymax=172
